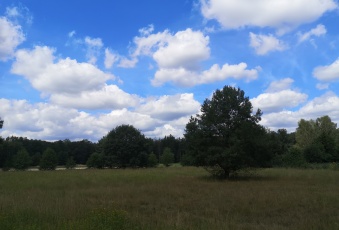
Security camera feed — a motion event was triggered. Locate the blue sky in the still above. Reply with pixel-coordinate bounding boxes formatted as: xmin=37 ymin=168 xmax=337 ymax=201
xmin=1 ymin=0 xmax=339 ymax=141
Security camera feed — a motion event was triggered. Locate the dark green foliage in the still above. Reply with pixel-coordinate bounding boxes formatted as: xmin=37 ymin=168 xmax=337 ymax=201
xmin=65 ymin=157 xmax=76 ymax=169
xmin=303 ymin=141 xmax=327 ymax=163
xmin=296 ymin=115 xmax=338 ymax=163
xmin=160 ymin=147 xmax=174 ymax=167
xmin=0 ymin=138 xmax=23 ymax=169
xmin=57 ymin=151 xmax=69 ymax=165
xmin=98 ymin=125 xmax=150 ymax=168
xmin=147 ymin=153 xmax=158 ymax=167
xmin=39 ymin=148 xmax=58 ymax=170
xmin=70 ymin=139 xmax=96 ymax=164
xmin=0 ymin=117 xmax=3 ymax=129
xmin=282 ymin=147 xmax=307 ymax=168
xmin=152 ymin=136 xmax=185 ymax=163
xmin=31 ymin=152 xmax=41 ymax=166
xmin=12 ymin=148 xmax=32 ymax=170
xmin=138 ymin=152 xmax=149 ymax=168
xmin=87 ymin=152 xmax=105 ymax=169
xmin=180 ymin=153 xmax=194 ymax=166
xmin=185 ymin=86 xmax=270 ymax=178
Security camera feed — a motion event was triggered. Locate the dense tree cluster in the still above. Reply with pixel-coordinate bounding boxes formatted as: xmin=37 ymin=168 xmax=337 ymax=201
xmin=1 ymin=85 xmax=339 ymax=175
xmin=0 ymin=125 xmax=184 ymax=171
xmin=295 ymin=116 xmax=339 ymax=163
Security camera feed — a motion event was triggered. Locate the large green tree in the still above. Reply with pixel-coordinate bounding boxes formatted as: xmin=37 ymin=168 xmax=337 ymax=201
xmin=185 ymin=86 xmax=270 ymax=178
xmin=98 ymin=125 xmax=150 ymax=168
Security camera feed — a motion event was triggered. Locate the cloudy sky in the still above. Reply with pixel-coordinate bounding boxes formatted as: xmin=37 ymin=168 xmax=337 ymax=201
xmin=1 ymin=0 xmax=339 ymax=141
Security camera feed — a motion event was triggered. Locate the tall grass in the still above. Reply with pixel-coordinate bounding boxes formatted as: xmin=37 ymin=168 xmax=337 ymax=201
xmin=0 ymin=167 xmax=339 ymax=229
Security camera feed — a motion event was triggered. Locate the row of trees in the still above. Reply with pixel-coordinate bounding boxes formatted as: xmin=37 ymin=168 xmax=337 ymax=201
xmin=1 ymin=86 xmax=339 ymax=177
xmin=0 ymin=128 xmax=181 ymax=170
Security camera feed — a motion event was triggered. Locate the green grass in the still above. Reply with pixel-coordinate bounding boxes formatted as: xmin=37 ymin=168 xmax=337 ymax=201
xmin=0 ymin=167 xmax=339 ymax=229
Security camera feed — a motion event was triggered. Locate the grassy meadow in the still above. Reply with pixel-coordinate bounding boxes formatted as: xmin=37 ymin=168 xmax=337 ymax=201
xmin=0 ymin=166 xmax=339 ymax=229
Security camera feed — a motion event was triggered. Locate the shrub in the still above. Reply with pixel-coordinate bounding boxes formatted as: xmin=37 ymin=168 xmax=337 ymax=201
xmin=87 ymin=153 xmax=105 ymax=169
xmin=65 ymin=157 xmax=76 ymax=169
xmin=160 ymin=148 xmax=174 ymax=167
xmin=13 ymin=148 xmax=32 ymax=170
xmin=39 ymin=148 xmax=58 ymax=170
xmin=282 ymin=147 xmax=307 ymax=168
xmin=180 ymin=154 xmax=194 ymax=166
xmin=147 ymin=153 xmax=158 ymax=167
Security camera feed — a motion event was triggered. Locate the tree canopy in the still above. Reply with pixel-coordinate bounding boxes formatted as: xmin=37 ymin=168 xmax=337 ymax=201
xmin=98 ymin=125 xmax=151 ymax=168
xmin=185 ymin=86 xmax=271 ymax=178
xmin=296 ymin=115 xmax=339 ymax=162
xmin=39 ymin=148 xmax=58 ymax=170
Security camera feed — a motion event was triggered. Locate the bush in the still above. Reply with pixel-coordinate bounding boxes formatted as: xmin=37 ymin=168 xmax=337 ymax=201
xmin=282 ymin=147 xmax=307 ymax=168
xmin=303 ymin=141 xmax=328 ymax=163
xmin=160 ymin=148 xmax=174 ymax=167
xmin=180 ymin=154 xmax=194 ymax=166
xmin=329 ymin=162 xmax=339 ymax=170
xmin=39 ymin=148 xmax=58 ymax=170
xmin=87 ymin=153 xmax=105 ymax=169
xmin=65 ymin=157 xmax=76 ymax=169
xmin=13 ymin=148 xmax=32 ymax=170
xmin=147 ymin=153 xmax=158 ymax=167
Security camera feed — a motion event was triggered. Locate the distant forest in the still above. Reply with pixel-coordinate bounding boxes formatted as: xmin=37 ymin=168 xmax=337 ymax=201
xmin=0 ymin=114 xmax=338 ymax=171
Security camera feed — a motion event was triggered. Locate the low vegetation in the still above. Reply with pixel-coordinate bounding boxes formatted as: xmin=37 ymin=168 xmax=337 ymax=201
xmin=0 ymin=167 xmax=338 ymax=229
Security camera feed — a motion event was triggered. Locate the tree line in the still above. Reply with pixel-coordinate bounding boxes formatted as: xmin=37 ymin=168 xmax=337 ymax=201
xmin=0 ymin=129 xmax=184 ymax=171
xmin=1 ymin=86 xmax=339 ymax=176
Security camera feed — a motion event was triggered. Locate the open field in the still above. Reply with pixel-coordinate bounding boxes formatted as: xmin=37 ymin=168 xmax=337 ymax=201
xmin=0 ymin=167 xmax=339 ymax=229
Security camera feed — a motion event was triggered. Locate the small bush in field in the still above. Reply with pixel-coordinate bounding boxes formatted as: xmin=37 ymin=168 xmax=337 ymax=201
xmin=13 ymin=148 xmax=32 ymax=170
xmin=65 ymin=157 xmax=76 ymax=169
xmin=39 ymin=148 xmax=58 ymax=170
xmin=160 ymin=148 xmax=174 ymax=167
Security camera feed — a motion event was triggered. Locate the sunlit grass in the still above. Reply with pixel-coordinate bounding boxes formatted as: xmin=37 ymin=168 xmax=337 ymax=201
xmin=0 ymin=167 xmax=339 ymax=229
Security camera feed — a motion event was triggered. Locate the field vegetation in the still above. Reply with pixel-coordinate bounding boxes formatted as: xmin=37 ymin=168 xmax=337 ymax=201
xmin=1 ymin=166 xmax=339 ymax=229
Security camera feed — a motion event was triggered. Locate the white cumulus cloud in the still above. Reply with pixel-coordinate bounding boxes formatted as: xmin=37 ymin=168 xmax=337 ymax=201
xmin=313 ymin=59 xmax=339 ymax=82
xmin=152 ymin=63 xmax=259 ymax=87
xmin=104 ymin=48 xmax=119 ymax=69
xmin=251 ymin=90 xmax=308 ymax=113
xmin=0 ymin=16 xmax=25 ymax=61
xmin=153 ymin=29 xmax=210 ymax=70
xmin=121 ymin=26 xmax=259 ymax=86
xmin=298 ymin=24 xmax=327 ymax=43
xmin=266 ymin=78 xmax=294 ymax=92
xmin=136 ymin=93 xmax=201 ymax=120
xmin=201 ymin=0 xmax=337 ymax=34
xmin=11 ymin=46 xmax=113 ymax=95
xmin=251 ymin=78 xmax=307 ymax=113
xmin=249 ymin=33 xmax=287 ymax=55
xmin=84 ymin=36 xmax=103 ymax=64
xmin=50 ymin=84 xmax=140 ymax=110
